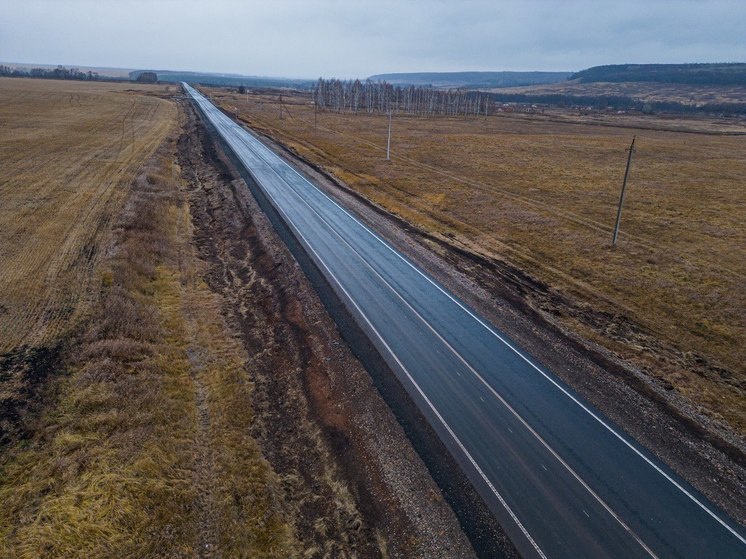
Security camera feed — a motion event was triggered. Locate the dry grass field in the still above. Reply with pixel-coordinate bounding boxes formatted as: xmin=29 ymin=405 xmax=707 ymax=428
xmin=1 ymin=80 xmax=453 ymax=558
xmin=0 ymin=78 xmax=175 ymax=354
xmin=0 ymin=134 xmax=297 ymax=557
xmin=209 ymin=87 xmax=746 ymax=435
xmin=1 ymin=77 xmax=741 ymax=554
xmin=0 ymin=82 xmax=301 ymax=557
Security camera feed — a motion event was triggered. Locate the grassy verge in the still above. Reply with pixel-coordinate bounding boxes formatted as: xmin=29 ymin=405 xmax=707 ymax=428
xmin=207 ymin=87 xmax=745 ymax=435
xmin=0 ymin=125 xmax=297 ymax=557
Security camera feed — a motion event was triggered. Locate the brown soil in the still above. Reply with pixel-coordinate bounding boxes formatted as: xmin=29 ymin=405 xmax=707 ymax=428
xmin=177 ymin=100 xmax=479 ymax=558
xmin=0 ymin=343 xmax=64 ymax=447
xmin=231 ymin=112 xmax=746 ymax=529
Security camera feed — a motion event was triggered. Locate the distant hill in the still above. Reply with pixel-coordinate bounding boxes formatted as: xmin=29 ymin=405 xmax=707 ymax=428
xmin=367 ymin=71 xmax=572 ymax=88
xmin=486 ymin=80 xmax=746 ymax=115
xmin=570 ymin=63 xmax=746 ymax=86
xmin=129 ymin=69 xmax=315 ymax=90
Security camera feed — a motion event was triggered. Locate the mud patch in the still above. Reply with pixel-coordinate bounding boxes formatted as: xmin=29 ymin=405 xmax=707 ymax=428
xmin=0 ymin=342 xmax=65 ymax=447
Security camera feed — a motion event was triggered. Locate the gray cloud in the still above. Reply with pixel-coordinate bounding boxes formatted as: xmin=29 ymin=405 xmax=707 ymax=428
xmin=1 ymin=0 xmax=744 ymax=78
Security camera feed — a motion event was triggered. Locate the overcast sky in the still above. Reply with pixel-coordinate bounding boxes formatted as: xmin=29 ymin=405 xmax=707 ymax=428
xmin=2 ymin=0 xmax=745 ymax=78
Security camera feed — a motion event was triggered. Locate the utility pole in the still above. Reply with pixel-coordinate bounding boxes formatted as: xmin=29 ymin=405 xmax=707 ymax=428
xmin=386 ymin=110 xmax=392 ymax=161
xmin=612 ymin=136 xmax=636 ymax=246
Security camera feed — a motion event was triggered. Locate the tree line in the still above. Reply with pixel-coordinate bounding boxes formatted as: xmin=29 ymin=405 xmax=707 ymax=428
xmin=313 ymin=78 xmax=495 ymax=117
xmin=0 ymin=65 xmax=100 ymax=81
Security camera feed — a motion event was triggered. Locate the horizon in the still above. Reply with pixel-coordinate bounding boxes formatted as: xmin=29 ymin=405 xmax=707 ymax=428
xmin=4 ymin=60 xmax=746 ymax=83
xmin=3 ymin=60 xmax=578 ymax=81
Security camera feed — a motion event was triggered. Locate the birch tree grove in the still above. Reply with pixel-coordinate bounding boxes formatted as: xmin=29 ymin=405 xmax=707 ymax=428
xmin=313 ymin=78 xmax=494 ymax=117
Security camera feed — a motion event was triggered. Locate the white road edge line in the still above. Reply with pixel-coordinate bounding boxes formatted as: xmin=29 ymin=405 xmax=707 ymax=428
xmin=209 ymin=120 xmax=550 ymax=558
xmin=186 ymin=84 xmax=746 ymax=547
xmin=264 ymin=154 xmax=658 ymax=558
xmin=291 ymin=211 xmax=549 ymax=559
xmin=215 ymin=95 xmax=745 ymax=546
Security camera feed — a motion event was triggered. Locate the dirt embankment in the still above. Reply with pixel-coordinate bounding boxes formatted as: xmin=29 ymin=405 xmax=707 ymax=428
xmin=232 ymin=112 xmax=746 ymax=528
xmin=177 ymin=100 xmax=480 ymax=558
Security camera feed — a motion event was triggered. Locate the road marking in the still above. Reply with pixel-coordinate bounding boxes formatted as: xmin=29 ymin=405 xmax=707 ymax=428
xmin=212 ymin=105 xmax=657 ymax=558
xmin=293 ymin=223 xmax=549 ymax=559
xmin=186 ymin=85 xmax=549 ymax=559
xmin=185 ymin=84 xmax=746 ymax=550
xmin=218 ymin=98 xmax=746 ymax=547
xmin=190 ymin=88 xmax=668 ymax=557
xmin=274 ymin=173 xmax=658 ymax=559
xmin=229 ymin=150 xmax=548 ymax=559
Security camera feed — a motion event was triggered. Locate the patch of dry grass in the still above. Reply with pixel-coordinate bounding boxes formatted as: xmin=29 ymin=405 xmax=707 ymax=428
xmin=0 ymin=129 xmax=298 ymax=557
xmin=0 ymin=148 xmax=194 ymax=558
xmin=209 ymin=88 xmax=745 ymax=434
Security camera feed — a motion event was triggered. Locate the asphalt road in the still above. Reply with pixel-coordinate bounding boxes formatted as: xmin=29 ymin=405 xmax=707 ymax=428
xmin=184 ymin=83 xmax=745 ymax=559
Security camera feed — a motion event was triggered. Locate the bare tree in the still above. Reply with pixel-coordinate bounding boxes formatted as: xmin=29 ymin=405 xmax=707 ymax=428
xmin=313 ymin=78 xmax=494 ymax=118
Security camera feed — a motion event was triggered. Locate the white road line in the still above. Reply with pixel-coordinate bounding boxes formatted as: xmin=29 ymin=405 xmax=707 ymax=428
xmin=209 ymin=92 xmax=745 ymax=546
xmin=186 ymin=87 xmax=548 ymax=559
xmin=209 ymin=98 xmax=654 ymax=553
xmin=218 ymin=127 xmax=548 ymax=559
xmin=265 ymin=161 xmax=658 ymax=558
xmin=299 ymin=233 xmax=550 ymax=559
xmin=185 ymin=85 xmax=746 ymax=550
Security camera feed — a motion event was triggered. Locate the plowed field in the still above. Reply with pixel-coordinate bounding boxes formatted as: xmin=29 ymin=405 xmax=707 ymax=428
xmin=0 ymin=78 xmax=175 ymax=353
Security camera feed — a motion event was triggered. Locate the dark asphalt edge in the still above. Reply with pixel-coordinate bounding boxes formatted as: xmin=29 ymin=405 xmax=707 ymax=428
xmin=185 ymin=92 xmax=522 ymax=559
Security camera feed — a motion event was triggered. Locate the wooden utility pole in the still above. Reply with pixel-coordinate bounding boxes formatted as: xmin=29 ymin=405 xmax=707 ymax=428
xmin=612 ymin=136 xmax=636 ymax=246
xmin=386 ymin=111 xmax=392 ymax=161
